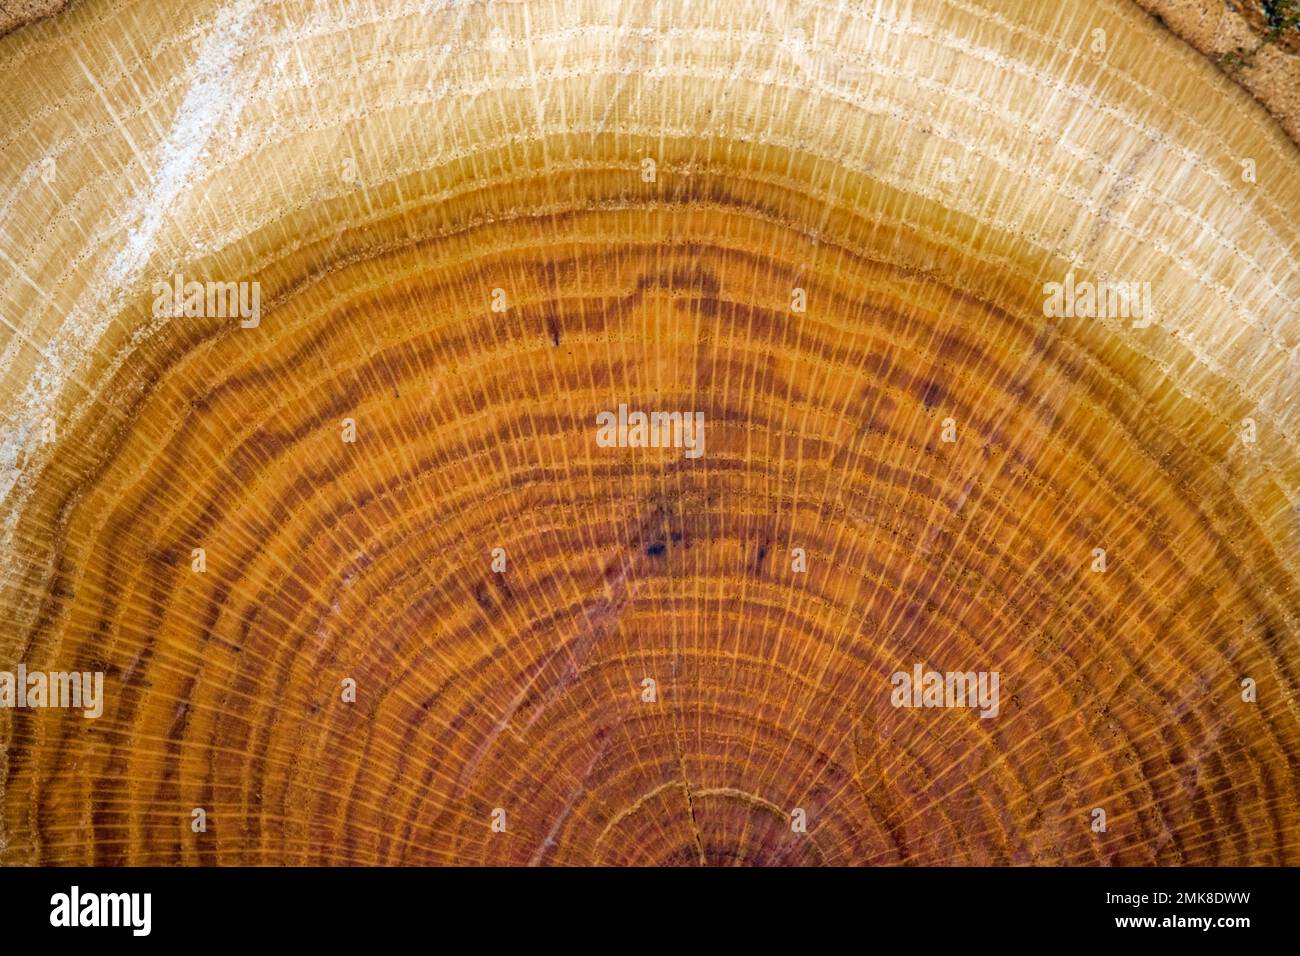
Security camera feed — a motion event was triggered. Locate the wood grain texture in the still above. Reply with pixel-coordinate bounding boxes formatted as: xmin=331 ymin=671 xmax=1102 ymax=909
xmin=1133 ymin=0 xmax=1300 ymax=143
xmin=0 ymin=0 xmax=1297 ymax=865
